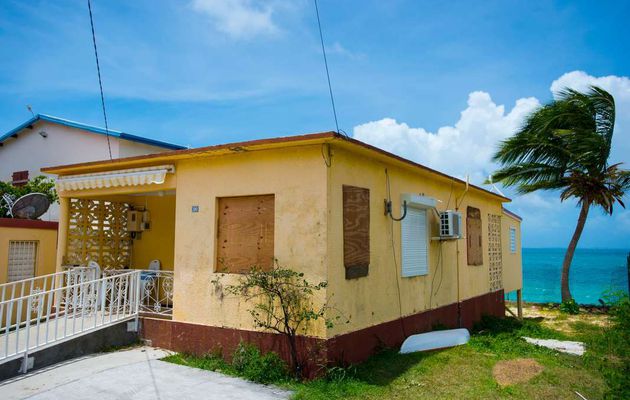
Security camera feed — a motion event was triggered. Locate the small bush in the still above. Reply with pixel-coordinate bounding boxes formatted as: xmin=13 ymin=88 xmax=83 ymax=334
xmin=231 ymin=342 xmax=289 ymax=384
xmin=324 ymin=365 xmax=357 ymax=383
xmin=559 ymin=299 xmax=580 ymax=314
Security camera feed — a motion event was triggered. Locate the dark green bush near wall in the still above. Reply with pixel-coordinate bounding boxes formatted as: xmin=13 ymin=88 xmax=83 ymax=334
xmin=231 ymin=342 xmax=290 ymax=384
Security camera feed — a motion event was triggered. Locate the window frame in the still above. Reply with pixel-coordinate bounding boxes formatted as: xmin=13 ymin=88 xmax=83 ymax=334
xmin=509 ymin=226 xmax=517 ymax=254
xmin=400 ymin=204 xmax=430 ymax=278
xmin=7 ymin=240 xmax=38 ymax=282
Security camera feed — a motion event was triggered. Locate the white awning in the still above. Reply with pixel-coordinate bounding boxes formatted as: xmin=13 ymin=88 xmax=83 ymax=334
xmin=56 ymin=165 xmax=175 ymax=191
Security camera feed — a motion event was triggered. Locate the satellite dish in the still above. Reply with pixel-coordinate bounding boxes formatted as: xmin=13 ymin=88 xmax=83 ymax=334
xmin=11 ymin=193 xmax=51 ymax=219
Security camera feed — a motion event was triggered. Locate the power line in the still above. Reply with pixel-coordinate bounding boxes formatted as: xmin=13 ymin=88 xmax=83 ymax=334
xmin=87 ymin=0 xmax=112 ymax=160
xmin=313 ymin=0 xmax=345 ymax=137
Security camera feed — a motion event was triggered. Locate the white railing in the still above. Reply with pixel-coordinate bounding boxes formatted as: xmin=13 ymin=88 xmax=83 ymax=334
xmin=0 ymin=267 xmax=99 ymax=308
xmin=0 ymin=270 xmax=142 ymax=367
xmin=103 ymin=270 xmax=174 ymax=317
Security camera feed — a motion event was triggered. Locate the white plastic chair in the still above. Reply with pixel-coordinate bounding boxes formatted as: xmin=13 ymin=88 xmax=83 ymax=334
xmin=141 ymin=260 xmax=161 ymax=305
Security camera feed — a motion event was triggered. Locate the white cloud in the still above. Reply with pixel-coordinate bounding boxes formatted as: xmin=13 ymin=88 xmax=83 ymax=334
xmin=353 ymin=71 xmax=630 ymax=185
xmin=353 ymin=71 xmax=630 ymax=247
xmin=191 ymin=0 xmax=280 ymax=39
xmin=327 ymin=42 xmax=364 ymax=59
xmin=353 ymin=92 xmax=540 ymax=184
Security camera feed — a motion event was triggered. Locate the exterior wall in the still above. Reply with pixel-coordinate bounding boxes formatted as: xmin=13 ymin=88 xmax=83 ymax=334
xmin=0 ymin=219 xmax=58 ymax=284
xmin=326 ymin=145 xmax=505 ymax=337
xmin=48 ymin=137 xmax=515 ymax=346
xmin=129 ymin=194 xmax=176 ymax=271
xmin=0 ymin=120 xmax=176 ymax=221
xmin=502 ymin=211 xmax=523 ymax=293
xmin=172 ymin=145 xmax=329 ymax=337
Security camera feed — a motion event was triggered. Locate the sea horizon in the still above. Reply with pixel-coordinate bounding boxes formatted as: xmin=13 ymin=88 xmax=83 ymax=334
xmin=508 ymin=247 xmax=629 ymax=305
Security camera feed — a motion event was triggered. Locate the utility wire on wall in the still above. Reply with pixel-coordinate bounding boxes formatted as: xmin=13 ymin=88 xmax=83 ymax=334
xmin=87 ymin=0 xmax=113 ymax=160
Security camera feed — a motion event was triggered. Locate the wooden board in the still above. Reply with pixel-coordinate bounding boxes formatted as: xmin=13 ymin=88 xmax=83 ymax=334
xmin=343 ymin=185 xmax=370 ymax=279
xmin=217 ymin=194 xmax=275 ymax=273
xmin=466 ymin=206 xmax=483 ymax=266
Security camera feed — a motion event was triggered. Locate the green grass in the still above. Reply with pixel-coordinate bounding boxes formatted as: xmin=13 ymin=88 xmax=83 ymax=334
xmin=163 ymin=310 xmax=628 ymax=399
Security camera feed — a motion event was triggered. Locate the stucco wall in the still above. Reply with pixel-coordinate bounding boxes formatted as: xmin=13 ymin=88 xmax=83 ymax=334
xmin=0 ymin=221 xmax=58 ymax=284
xmin=501 ymin=212 xmax=523 ymax=294
xmin=326 ymin=145 xmax=506 ymax=337
xmin=172 ymin=145 xmax=329 ymax=337
xmin=129 ymin=194 xmax=176 ymax=271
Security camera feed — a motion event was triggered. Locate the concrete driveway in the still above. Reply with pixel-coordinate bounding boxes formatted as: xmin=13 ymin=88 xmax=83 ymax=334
xmin=0 ymin=347 xmax=292 ymax=400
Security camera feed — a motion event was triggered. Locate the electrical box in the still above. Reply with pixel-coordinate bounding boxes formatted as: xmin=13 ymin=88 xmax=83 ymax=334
xmin=128 ymin=210 xmax=151 ymax=232
xmin=439 ymin=210 xmax=462 ymax=239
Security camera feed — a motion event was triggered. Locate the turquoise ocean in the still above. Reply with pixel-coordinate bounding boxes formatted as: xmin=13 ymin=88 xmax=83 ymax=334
xmin=505 ymin=248 xmax=629 ymax=304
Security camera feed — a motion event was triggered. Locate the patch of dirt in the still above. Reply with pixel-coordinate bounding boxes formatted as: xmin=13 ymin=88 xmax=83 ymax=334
xmin=505 ymin=302 xmax=610 ymax=335
xmin=492 ymin=358 xmax=544 ymax=387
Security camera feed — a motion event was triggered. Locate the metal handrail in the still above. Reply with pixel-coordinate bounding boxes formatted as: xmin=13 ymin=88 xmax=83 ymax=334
xmin=0 ymin=270 xmax=143 ymax=369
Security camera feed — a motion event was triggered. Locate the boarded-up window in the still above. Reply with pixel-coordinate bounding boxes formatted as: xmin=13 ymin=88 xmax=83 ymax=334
xmin=217 ymin=194 xmax=275 ymax=274
xmin=8 ymin=241 xmax=38 ymax=282
xmin=12 ymin=170 xmax=29 ymax=186
xmin=343 ymin=185 xmax=370 ymax=279
xmin=401 ymin=207 xmax=429 ymax=277
xmin=467 ymin=206 xmax=483 ymax=265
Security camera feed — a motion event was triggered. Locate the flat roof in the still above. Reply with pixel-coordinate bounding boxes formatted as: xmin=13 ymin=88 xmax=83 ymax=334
xmin=42 ymin=131 xmax=510 ymax=202
xmin=0 ymin=114 xmax=186 ymax=150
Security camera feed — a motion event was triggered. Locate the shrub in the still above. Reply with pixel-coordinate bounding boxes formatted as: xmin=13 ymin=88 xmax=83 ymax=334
xmin=213 ymin=262 xmax=342 ymax=378
xmin=231 ymin=342 xmax=289 ymax=384
xmin=559 ymin=299 xmax=580 ymax=314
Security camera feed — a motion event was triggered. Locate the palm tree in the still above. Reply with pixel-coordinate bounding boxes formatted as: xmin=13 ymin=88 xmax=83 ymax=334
xmin=490 ymin=86 xmax=630 ymax=302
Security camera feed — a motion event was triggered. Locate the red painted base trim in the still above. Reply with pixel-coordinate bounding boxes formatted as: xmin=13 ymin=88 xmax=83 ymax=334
xmin=141 ymin=290 xmax=504 ymax=377
xmin=0 ymin=218 xmax=58 ymax=230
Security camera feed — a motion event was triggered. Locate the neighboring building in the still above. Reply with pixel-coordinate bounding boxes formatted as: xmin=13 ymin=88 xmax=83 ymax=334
xmin=0 ymin=114 xmax=185 ymax=220
xmin=0 ymin=114 xmax=184 ymax=286
xmin=0 ymin=219 xmax=58 ymax=284
xmin=43 ymin=132 xmax=523 ymax=374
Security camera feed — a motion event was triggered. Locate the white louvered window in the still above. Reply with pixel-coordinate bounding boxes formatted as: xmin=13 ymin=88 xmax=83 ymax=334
xmin=401 ymin=207 xmax=429 ymax=277
xmin=8 ymin=241 xmax=38 ymax=282
xmin=509 ymin=227 xmax=517 ymax=253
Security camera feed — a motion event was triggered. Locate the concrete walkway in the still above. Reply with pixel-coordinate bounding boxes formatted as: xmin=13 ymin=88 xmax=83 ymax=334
xmin=0 ymin=347 xmax=292 ymax=400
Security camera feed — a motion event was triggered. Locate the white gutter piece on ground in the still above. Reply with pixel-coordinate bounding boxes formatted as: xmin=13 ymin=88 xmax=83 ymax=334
xmin=400 ymin=328 xmax=470 ymax=354
xmin=523 ymin=337 xmax=585 ymax=356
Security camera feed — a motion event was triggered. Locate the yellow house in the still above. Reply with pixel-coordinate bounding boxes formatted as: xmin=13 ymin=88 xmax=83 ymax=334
xmin=0 ymin=219 xmax=58 ymax=285
xmin=42 ymin=132 xmax=523 ymax=371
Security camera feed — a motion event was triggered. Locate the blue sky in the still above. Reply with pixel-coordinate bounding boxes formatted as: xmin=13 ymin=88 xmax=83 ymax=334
xmin=1 ymin=0 xmax=629 ymax=248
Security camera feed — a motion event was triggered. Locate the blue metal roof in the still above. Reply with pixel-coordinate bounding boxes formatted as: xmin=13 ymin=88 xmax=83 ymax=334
xmin=0 ymin=114 xmax=186 ymax=150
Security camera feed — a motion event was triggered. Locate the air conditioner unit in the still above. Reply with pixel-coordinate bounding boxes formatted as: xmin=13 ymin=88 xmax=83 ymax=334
xmin=440 ymin=210 xmax=462 ymax=239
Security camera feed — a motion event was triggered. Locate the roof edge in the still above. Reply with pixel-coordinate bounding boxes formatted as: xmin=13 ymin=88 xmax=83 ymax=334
xmin=502 ymin=207 xmax=522 ymax=221
xmin=0 ymin=114 xmax=185 ymax=150
xmin=42 ymin=131 xmax=510 ymax=202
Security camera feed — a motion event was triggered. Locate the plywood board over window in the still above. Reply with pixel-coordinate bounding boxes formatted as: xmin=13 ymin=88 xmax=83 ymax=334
xmin=467 ymin=206 xmax=483 ymax=266
xmin=343 ymin=185 xmax=370 ymax=279
xmin=217 ymin=194 xmax=275 ymax=274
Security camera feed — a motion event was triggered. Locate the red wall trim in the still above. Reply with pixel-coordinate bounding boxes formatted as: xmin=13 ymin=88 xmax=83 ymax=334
xmin=141 ymin=290 xmax=504 ymax=377
xmin=0 ymin=218 xmax=58 ymax=230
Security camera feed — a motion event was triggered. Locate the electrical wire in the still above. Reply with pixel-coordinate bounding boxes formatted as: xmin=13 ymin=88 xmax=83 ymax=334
xmin=313 ymin=0 xmax=348 ymax=139
xmin=87 ymin=0 xmax=112 ymax=160
xmin=385 ymin=168 xmax=407 ymax=338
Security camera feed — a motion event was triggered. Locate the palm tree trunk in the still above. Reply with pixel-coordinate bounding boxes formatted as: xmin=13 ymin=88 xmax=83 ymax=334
xmin=561 ymin=201 xmax=591 ymax=302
